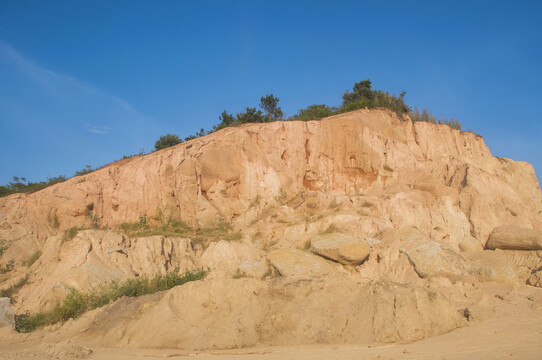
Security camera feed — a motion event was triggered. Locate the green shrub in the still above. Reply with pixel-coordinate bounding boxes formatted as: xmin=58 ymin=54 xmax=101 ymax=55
xmin=74 ymin=165 xmax=94 ymax=176
xmin=15 ymin=269 xmax=207 ymax=333
xmin=340 ymin=79 xmax=409 ymax=118
xmin=291 ymin=104 xmax=334 ymax=121
xmin=0 ymin=176 xmax=67 ymax=198
xmin=154 ymin=134 xmax=182 ymax=151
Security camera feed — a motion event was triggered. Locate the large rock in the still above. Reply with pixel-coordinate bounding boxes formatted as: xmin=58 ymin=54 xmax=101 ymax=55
xmin=309 ymin=232 xmax=370 ymax=265
xmin=485 ymin=225 xmax=542 ymax=250
xmin=200 ymin=240 xmax=268 ymax=279
xmin=390 ymin=227 xmax=468 ymax=278
xmin=267 ymin=248 xmax=339 ymax=277
xmin=0 ymin=298 xmax=14 ymax=328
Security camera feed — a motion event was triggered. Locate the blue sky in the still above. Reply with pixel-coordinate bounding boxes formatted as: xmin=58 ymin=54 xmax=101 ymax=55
xmin=0 ymin=1 xmax=541 ymax=185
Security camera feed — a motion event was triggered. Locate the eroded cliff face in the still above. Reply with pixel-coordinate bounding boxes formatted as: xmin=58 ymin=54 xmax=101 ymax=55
xmin=2 ymin=109 xmax=542 ymax=351
xmin=1 ymin=109 xmax=540 ymax=256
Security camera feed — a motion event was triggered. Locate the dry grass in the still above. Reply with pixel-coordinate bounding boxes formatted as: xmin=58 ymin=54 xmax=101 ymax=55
xmin=24 ymin=250 xmax=42 ymax=267
xmin=321 ymin=223 xmax=340 ymax=234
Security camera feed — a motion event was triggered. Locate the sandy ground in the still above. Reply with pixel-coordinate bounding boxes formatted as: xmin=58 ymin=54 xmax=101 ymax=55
xmin=87 ymin=311 xmax=542 ymax=360
xmin=2 ymin=286 xmax=541 ymax=360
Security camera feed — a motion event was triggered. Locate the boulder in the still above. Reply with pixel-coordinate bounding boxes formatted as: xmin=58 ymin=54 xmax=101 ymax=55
xmin=309 ymin=233 xmax=370 ymax=265
xmin=0 ymin=297 xmax=14 ymax=328
xmin=486 ymin=225 xmax=542 ymax=251
xmin=201 ymin=240 xmax=268 ymax=279
xmin=391 ymin=227 xmax=468 ymax=278
xmin=267 ymin=248 xmax=339 ymax=277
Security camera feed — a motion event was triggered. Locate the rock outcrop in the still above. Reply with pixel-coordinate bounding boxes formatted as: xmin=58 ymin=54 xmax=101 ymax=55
xmin=391 ymin=227 xmax=469 ymax=278
xmin=0 ymin=298 xmax=14 ymax=328
xmin=309 ymin=232 xmax=370 ymax=265
xmin=267 ymin=249 xmax=340 ymax=277
xmin=486 ymin=225 xmax=542 ymax=250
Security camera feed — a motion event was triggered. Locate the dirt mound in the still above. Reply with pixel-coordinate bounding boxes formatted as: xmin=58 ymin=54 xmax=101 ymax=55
xmin=29 ymin=277 xmax=463 ymax=350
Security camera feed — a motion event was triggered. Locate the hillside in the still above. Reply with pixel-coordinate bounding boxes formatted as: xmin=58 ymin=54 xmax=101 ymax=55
xmin=1 ymin=109 xmax=542 ymax=357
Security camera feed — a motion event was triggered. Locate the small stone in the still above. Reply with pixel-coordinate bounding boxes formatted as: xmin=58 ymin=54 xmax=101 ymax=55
xmin=0 ymin=297 xmax=15 ymax=328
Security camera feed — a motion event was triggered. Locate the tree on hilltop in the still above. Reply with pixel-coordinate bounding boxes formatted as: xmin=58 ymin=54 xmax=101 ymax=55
xmin=260 ymin=94 xmax=283 ymax=122
xmin=154 ymin=134 xmax=182 ymax=151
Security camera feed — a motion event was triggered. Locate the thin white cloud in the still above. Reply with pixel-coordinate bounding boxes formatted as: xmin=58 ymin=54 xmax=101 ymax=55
xmin=86 ymin=125 xmax=114 ymax=135
xmin=0 ymin=39 xmax=154 ymax=127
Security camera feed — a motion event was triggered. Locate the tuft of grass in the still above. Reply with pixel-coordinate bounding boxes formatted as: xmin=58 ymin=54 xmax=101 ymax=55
xmin=232 ymin=268 xmax=247 ymax=279
xmin=24 ymin=250 xmax=42 ymax=267
xmin=361 ymin=200 xmax=373 ymax=208
xmin=0 ymin=239 xmax=8 ymax=257
xmin=328 ymin=199 xmax=340 ymax=210
xmin=0 ymin=275 xmax=28 ymax=299
xmin=304 ymin=240 xmax=311 ymax=250
xmin=274 ymin=187 xmax=288 ymax=203
xmin=87 ymin=211 xmax=101 ymax=229
xmin=61 ymin=226 xmax=81 ymax=244
xmin=249 ymin=195 xmax=261 ymax=208
xmin=321 ymin=223 xmax=340 ymax=234
xmin=410 ymin=107 xmax=462 ymax=130
xmin=15 ymin=269 xmax=207 ymax=333
xmin=47 ymin=212 xmax=60 ymax=229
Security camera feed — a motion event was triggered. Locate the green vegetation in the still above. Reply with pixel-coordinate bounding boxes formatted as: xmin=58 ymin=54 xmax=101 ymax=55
xmin=14 ymin=269 xmax=207 ymax=333
xmin=61 ymin=226 xmax=81 ymax=244
xmin=118 ymin=216 xmax=241 ymax=246
xmin=24 ymin=250 xmax=42 ymax=267
xmin=339 ymin=79 xmax=409 ymax=118
xmin=74 ymin=165 xmax=94 ymax=176
xmin=87 ymin=211 xmax=101 ymax=229
xmin=0 ymin=239 xmax=8 ymax=257
xmin=0 ymin=176 xmax=67 ymax=198
xmin=0 ymin=275 xmax=28 ymax=299
xmin=291 ymin=104 xmax=334 ymax=121
xmin=409 ymin=107 xmax=462 ymax=130
xmin=154 ymin=134 xmax=182 ymax=151
xmin=260 ymin=94 xmax=284 ymax=122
